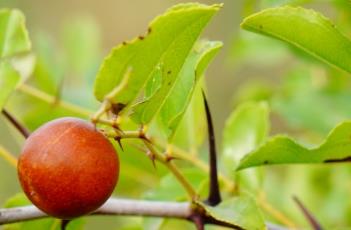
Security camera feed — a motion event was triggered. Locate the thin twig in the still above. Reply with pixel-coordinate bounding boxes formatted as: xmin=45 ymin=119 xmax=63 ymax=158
xmin=0 ymin=145 xmax=17 ymax=167
xmin=1 ymin=109 xmax=30 ymax=138
xmin=0 ymin=197 xmax=280 ymax=230
xmin=17 ymin=84 xmax=92 ymax=117
xmin=293 ymin=196 xmax=323 ymax=230
xmin=0 ymin=198 xmax=191 ymax=225
xmin=156 ymin=140 xmax=235 ymax=192
xmin=143 ymin=139 xmax=198 ymax=199
xmin=202 ymin=91 xmax=221 ymax=206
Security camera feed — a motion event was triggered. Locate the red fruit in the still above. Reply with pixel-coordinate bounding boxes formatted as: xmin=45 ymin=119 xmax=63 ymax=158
xmin=17 ymin=117 xmax=119 ymax=219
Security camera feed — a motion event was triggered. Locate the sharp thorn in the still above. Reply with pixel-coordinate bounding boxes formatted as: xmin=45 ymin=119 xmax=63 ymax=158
xmin=114 ymin=137 xmax=124 ymax=152
xmin=202 ymin=90 xmax=221 ymax=206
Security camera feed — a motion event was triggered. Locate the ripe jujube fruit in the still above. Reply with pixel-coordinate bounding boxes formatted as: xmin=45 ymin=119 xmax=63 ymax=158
xmin=17 ymin=117 xmax=119 ymax=219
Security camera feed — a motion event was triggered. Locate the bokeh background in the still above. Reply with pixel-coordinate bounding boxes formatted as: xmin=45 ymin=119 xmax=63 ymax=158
xmin=1 ymin=0 xmax=351 ymax=229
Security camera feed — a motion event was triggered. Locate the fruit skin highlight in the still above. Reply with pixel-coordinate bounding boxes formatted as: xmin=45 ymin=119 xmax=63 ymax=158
xmin=17 ymin=117 xmax=119 ymax=219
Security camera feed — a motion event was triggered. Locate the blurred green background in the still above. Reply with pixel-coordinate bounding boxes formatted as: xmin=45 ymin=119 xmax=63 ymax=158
xmin=1 ymin=0 xmax=351 ymax=229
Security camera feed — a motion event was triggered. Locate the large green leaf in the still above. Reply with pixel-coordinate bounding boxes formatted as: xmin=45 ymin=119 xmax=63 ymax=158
xmin=153 ymin=40 xmax=222 ymax=139
xmin=222 ymin=101 xmax=269 ymax=167
xmin=241 ymin=6 xmax=351 ymax=73
xmin=3 ymin=193 xmax=85 ymax=230
xmin=272 ymin=66 xmax=351 ymax=134
xmin=194 ymin=196 xmax=265 ymax=230
xmin=237 ymin=121 xmax=351 ymax=170
xmin=0 ymin=61 xmax=20 ymax=110
xmin=0 ymin=9 xmax=31 ymax=58
xmin=221 ymin=101 xmax=269 ymax=192
xmin=94 ymin=3 xmax=221 ymax=119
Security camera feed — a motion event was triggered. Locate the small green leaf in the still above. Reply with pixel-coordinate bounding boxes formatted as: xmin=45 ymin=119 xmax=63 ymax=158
xmin=0 ymin=9 xmax=31 ymax=58
xmin=241 ymin=6 xmax=351 ymax=73
xmin=154 ymin=40 xmax=222 ymax=139
xmin=0 ymin=61 xmax=20 ymax=110
xmin=237 ymin=121 xmax=351 ymax=170
xmin=194 ymin=196 xmax=265 ymax=230
xmin=222 ymin=101 xmax=269 ymax=167
xmin=94 ymin=3 xmax=221 ymax=116
xmin=170 ymin=80 xmax=206 ymax=151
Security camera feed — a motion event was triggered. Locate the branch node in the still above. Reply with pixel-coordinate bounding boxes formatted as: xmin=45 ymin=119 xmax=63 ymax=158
xmin=138 ymin=125 xmax=148 ymax=140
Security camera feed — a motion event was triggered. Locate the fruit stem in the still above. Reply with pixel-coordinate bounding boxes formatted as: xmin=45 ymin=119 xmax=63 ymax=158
xmin=0 ymin=145 xmax=17 ymax=168
xmin=1 ymin=109 xmax=30 ymax=138
xmin=17 ymin=84 xmax=93 ymax=117
xmin=143 ymin=139 xmax=198 ymax=200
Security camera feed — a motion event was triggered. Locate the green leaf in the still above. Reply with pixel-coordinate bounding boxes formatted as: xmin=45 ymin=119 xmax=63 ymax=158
xmin=272 ymin=66 xmax=351 ymax=134
xmin=194 ymin=196 xmax=265 ymax=230
xmin=155 ymin=40 xmax=222 ymax=139
xmin=222 ymin=101 xmax=269 ymax=167
xmin=170 ymin=80 xmax=206 ymax=151
xmin=3 ymin=193 xmax=85 ymax=230
xmin=61 ymin=16 xmax=101 ymax=75
xmin=32 ymin=32 xmax=65 ymax=94
xmin=0 ymin=9 xmax=31 ymax=58
xmin=0 ymin=61 xmax=20 ymax=110
xmin=230 ymin=31 xmax=290 ymax=67
xmin=241 ymin=6 xmax=351 ymax=73
xmin=237 ymin=121 xmax=351 ymax=170
xmin=93 ymin=3 xmax=221 ymax=118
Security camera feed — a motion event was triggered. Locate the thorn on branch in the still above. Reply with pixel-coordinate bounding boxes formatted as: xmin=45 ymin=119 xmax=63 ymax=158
xmin=292 ymin=196 xmax=323 ymax=230
xmin=114 ymin=136 xmax=124 ymax=152
xmin=202 ymin=90 xmax=221 ymax=206
xmin=1 ymin=109 xmax=30 ymax=138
